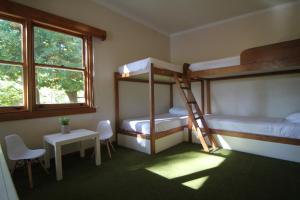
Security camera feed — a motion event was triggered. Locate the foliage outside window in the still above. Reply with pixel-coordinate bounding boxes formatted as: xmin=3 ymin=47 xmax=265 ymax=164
xmin=34 ymin=27 xmax=85 ymax=104
xmin=0 ymin=19 xmax=24 ymax=108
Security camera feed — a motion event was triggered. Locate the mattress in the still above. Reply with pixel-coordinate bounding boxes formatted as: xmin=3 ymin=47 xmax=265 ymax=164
xmin=118 ymin=57 xmax=181 ymax=76
xmin=190 ymin=56 xmax=240 ymax=71
xmin=121 ymin=113 xmax=188 ymax=135
xmin=198 ymin=114 xmax=300 ymax=139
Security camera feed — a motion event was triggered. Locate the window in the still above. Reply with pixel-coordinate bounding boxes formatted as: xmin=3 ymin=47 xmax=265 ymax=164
xmin=34 ymin=26 xmax=85 ymax=105
xmin=0 ymin=18 xmax=25 ymax=111
xmin=0 ymin=0 xmax=106 ymax=121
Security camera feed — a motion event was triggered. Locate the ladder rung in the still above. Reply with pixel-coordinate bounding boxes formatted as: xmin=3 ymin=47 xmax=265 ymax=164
xmin=187 ymin=101 xmax=197 ymax=104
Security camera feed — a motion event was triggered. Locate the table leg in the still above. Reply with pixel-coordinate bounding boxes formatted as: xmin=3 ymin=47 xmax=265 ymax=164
xmin=54 ymin=144 xmax=63 ymax=181
xmin=80 ymin=141 xmax=85 ymax=158
xmin=43 ymin=140 xmax=50 ymax=169
xmin=95 ymin=135 xmax=101 ymax=166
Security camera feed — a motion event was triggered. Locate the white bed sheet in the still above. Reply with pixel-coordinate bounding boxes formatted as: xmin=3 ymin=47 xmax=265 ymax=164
xmin=121 ymin=113 xmax=188 ymax=135
xmin=199 ymin=114 xmax=300 ymax=139
xmin=190 ymin=56 xmax=240 ymax=71
xmin=118 ymin=57 xmax=182 ymax=75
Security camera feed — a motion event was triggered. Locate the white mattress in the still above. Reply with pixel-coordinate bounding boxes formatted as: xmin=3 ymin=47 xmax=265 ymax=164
xmin=190 ymin=56 xmax=240 ymax=71
xmin=118 ymin=57 xmax=182 ymax=75
xmin=121 ymin=113 xmax=188 ymax=135
xmin=198 ymin=114 xmax=300 ymax=139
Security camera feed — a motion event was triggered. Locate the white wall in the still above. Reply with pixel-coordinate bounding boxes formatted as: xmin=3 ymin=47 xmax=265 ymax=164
xmin=171 ymin=3 xmax=300 ymax=117
xmin=119 ymin=82 xmax=171 ymax=120
xmin=0 ymin=0 xmax=170 ymax=157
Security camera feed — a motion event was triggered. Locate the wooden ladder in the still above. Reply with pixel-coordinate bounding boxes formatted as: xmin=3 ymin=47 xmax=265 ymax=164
xmin=174 ymin=74 xmax=218 ymax=152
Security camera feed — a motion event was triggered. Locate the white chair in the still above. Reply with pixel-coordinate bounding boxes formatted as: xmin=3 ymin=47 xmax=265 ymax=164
xmin=5 ymin=134 xmax=48 ymax=189
xmin=96 ymin=120 xmax=116 ymax=159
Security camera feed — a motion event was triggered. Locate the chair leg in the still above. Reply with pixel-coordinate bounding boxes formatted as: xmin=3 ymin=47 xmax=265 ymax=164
xmin=39 ymin=159 xmax=49 ymax=174
xmin=109 ymin=140 xmax=116 ymax=152
xmin=106 ymin=140 xmax=112 ymax=159
xmin=26 ymin=160 xmax=33 ymax=189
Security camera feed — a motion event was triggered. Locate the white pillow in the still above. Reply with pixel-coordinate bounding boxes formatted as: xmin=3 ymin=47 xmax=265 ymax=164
xmin=169 ymin=106 xmax=188 ymax=115
xmin=286 ymin=112 xmax=300 ymax=123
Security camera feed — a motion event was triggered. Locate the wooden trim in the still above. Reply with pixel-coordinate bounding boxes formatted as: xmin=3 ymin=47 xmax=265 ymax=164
xmin=0 ymin=106 xmax=26 ymax=114
xmin=240 ymin=38 xmax=300 ymax=65
xmin=155 ymin=126 xmax=186 ymax=139
xmin=86 ymin=35 xmax=94 ymax=107
xmin=189 ymin=39 xmax=300 ymax=79
xmin=118 ymin=126 xmax=187 ymax=140
xmin=114 ymin=72 xmax=119 ymax=144
xmin=0 ymin=1 xmax=106 ymax=40
xmin=149 ymin=64 xmax=155 ymax=155
xmin=34 ymin=63 xmax=85 ymax=72
xmin=115 ymin=76 xmax=174 ymax=85
xmin=210 ymin=129 xmax=300 ymax=146
xmin=0 ymin=60 xmax=23 ymax=66
xmin=34 ymin=103 xmax=88 ymax=110
xmin=170 ymin=84 xmax=173 ymax=108
xmin=210 ymin=69 xmax=300 ymax=81
xmin=206 ymin=80 xmax=211 ymax=114
xmin=0 ymin=107 xmax=96 ymax=122
xmin=153 ymin=66 xmax=182 ymax=78
xmin=26 ymin=19 xmax=34 ymax=112
xmin=190 ymin=57 xmax=300 ymax=79
xmin=118 ymin=129 xmax=148 ymax=139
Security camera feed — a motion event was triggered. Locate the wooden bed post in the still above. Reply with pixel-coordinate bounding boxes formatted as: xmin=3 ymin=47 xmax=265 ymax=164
xmin=183 ymin=63 xmax=193 ymax=143
xmin=170 ymin=84 xmax=173 ymax=108
xmin=206 ymin=80 xmax=212 ymax=114
xmin=201 ymin=80 xmax=205 ymax=112
xmin=149 ymin=64 xmax=155 ymax=155
xmin=187 ymin=81 xmax=193 ymax=143
xmin=114 ymin=72 xmax=120 ymax=144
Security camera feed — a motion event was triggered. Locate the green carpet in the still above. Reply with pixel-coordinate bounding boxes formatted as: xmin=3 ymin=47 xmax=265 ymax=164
xmin=14 ymin=143 xmax=300 ymax=200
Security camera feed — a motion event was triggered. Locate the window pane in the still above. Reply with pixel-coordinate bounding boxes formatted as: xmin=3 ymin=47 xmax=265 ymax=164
xmin=36 ymin=67 xmax=85 ymax=104
xmin=0 ymin=64 xmax=24 ymax=107
xmin=0 ymin=19 xmax=23 ymax=62
xmin=34 ymin=27 xmax=83 ymax=68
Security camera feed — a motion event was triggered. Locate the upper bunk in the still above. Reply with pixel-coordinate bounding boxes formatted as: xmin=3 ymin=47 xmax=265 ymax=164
xmin=187 ymin=39 xmax=300 ymax=80
xmin=115 ymin=57 xmax=182 ymax=84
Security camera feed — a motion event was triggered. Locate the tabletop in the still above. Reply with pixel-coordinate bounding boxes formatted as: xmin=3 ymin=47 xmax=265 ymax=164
xmin=44 ymin=129 xmax=98 ymax=146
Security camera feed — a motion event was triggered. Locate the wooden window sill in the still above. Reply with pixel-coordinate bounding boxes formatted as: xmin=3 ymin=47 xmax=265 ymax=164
xmin=0 ymin=107 xmax=96 ymax=122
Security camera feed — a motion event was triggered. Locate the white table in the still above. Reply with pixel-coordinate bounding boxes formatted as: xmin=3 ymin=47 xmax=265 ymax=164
xmin=43 ymin=129 xmax=101 ymax=181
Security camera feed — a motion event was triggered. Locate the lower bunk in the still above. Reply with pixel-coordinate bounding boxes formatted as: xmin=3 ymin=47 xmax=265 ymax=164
xmin=117 ymin=111 xmax=188 ymax=154
xmin=191 ymin=113 xmax=300 ymax=163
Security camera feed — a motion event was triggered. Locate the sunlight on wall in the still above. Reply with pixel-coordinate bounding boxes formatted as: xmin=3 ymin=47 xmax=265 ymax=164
xmin=146 ymin=151 xmax=225 ymax=179
xmin=182 ymin=176 xmax=210 ymax=190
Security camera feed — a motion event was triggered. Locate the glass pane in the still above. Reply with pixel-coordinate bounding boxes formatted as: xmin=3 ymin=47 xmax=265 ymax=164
xmin=0 ymin=19 xmax=23 ymax=62
xmin=36 ymin=67 xmax=85 ymax=104
xmin=0 ymin=64 xmax=24 ymax=107
xmin=34 ymin=27 xmax=83 ymax=68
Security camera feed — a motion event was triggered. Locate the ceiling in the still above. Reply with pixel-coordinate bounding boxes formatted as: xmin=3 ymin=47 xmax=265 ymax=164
xmin=92 ymin=0 xmax=298 ymax=35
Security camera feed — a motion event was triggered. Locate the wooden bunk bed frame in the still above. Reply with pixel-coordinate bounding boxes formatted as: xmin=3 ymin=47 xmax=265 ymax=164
xmin=114 ymin=65 xmax=188 ymax=155
xmin=184 ymin=39 xmax=300 ymax=146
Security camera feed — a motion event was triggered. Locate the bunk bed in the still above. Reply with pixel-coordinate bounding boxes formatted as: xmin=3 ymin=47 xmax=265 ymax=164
xmin=115 ymin=58 xmax=188 ymax=155
xmin=184 ymin=39 xmax=300 ymax=162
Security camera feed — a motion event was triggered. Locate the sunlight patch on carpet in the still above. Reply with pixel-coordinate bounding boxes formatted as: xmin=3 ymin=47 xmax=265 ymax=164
xmin=182 ymin=176 xmax=210 ymax=190
xmin=146 ymin=151 xmax=225 ymax=179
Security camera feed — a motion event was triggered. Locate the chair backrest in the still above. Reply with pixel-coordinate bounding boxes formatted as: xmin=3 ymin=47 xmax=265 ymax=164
xmin=96 ymin=120 xmax=113 ymax=140
xmin=5 ymin=134 xmax=29 ymax=160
